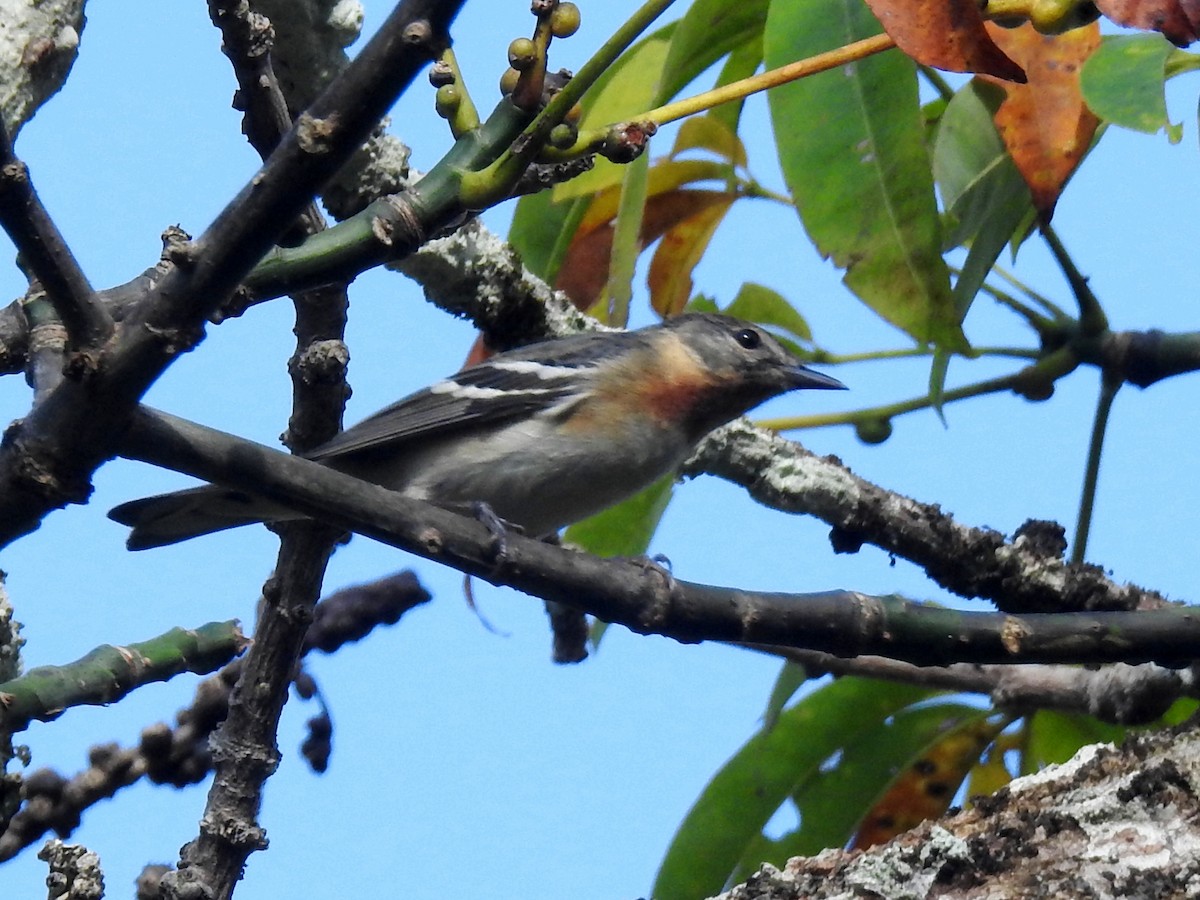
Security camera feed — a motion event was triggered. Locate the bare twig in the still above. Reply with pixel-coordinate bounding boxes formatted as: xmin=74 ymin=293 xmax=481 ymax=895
xmin=749 ymin=645 xmax=1192 ymax=725
xmin=164 ymin=8 xmax=356 ymax=896
xmin=0 ymin=120 xmax=111 ymax=349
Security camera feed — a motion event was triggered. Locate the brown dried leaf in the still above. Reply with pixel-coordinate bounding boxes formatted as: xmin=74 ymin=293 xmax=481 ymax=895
xmin=864 ymin=0 xmax=1026 ymax=81
xmin=1093 ymin=0 xmax=1200 ymax=46
xmin=556 ymin=190 xmax=733 ymax=311
xmin=852 ymin=720 xmax=996 ymax=850
xmin=981 ymin=21 xmax=1101 ymax=218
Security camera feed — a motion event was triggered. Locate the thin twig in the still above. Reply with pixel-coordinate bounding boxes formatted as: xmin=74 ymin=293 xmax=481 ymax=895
xmin=0 ymin=120 xmax=112 ymax=349
xmin=1072 ymin=372 xmax=1121 ymax=565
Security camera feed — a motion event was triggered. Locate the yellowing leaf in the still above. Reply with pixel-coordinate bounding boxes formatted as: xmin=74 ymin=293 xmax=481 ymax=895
xmin=672 ymin=115 xmax=749 ymax=167
xmin=648 ymin=194 xmax=734 ymax=316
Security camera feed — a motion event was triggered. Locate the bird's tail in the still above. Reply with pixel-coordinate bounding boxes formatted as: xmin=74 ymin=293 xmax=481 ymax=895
xmin=108 ymin=486 xmax=269 ymax=550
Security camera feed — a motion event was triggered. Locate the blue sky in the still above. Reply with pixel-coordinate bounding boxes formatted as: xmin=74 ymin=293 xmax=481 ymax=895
xmin=2 ymin=3 xmax=1199 ymax=898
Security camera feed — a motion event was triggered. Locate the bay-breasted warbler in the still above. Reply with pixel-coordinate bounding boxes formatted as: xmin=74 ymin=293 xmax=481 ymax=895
xmin=110 ymin=313 xmax=844 ymax=549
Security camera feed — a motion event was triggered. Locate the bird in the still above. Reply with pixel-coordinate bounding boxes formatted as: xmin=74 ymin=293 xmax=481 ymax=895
xmin=109 ymin=313 xmax=845 ymax=550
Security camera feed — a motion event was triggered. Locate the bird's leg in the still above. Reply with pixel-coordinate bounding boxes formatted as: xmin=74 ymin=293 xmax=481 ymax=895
xmin=470 ymin=500 xmax=521 ymax=564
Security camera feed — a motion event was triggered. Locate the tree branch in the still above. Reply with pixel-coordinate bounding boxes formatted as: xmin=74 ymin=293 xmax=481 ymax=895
xmin=687 ymin=419 xmax=1167 ymax=614
xmin=0 ymin=571 xmax=429 ymax=864
xmin=115 ymin=406 xmax=1200 ymax=668
xmin=0 ymin=621 xmax=246 ymax=733
xmin=0 ymin=0 xmax=465 ymax=546
xmin=751 ymin=645 xmax=1192 ymax=725
xmin=0 ymin=120 xmax=111 ymax=349
xmin=163 ymin=9 xmax=357 ymax=895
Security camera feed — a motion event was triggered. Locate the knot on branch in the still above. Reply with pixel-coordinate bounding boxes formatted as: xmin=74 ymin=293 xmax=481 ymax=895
xmin=1012 ymin=519 xmax=1067 ymax=560
xmin=289 ymin=339 xmax=349 ymax=385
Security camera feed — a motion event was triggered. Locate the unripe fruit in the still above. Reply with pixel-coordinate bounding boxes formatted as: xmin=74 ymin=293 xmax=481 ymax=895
xmin=508 ymin=38 xmax=538 ymax=71
xmin=499 ymin=67 xmax=520 ymax=95
xmin=550 ymin=2 xmax=581 ymax=38
xmin=548 ymin=123 xmax=577 ymax=149
xmin=1029 ymin=0 xmax=1097 ymax=33
xmin=855 ymin=418 xmax=893 ymax=445
xmin=435 ymin=84 xmax=461 ymax=119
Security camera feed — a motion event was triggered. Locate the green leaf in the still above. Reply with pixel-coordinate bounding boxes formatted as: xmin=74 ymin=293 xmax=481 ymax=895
xmin=934 ymin=80 xmax=1034 ymax=318
xmin=726 ymin=283 xmax=812 ymax=342
xmin=762 ymin=661 xmax=808 ymax=731
xmin=672 ymin=115 xmax=748 ymax=168
xmin=658 ymin=0 xmax=769 ymax=103
xmin=652 ymin=678 xmax=936 ymax=900
xmin=928 ymin=348 xmax=951 ymax=425
xmin=764 ymin=0 xmax=961 ymax=350
xmin=563 ymin=473 xmax=674 ymax=559
xmin=709 ymin=41 xmax=763 ymax=139
xmin=508 ymin=190 xmax=591 ymax=284
xmin=768 ymin=702 xmax=989 ymax=860
xmin=1022 ymin=710 xmax=1125 ymax=774
xmin=1081 ymin=35 xmax=1186 ymax=141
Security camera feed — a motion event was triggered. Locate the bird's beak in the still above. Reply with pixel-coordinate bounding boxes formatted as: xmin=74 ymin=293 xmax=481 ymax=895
xmin=790 ymin=365 xmax=847 ymax=391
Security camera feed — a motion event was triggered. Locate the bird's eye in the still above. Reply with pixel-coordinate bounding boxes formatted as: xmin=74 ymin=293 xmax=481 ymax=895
xmin=733 ymin=328 xmax=761 ymax=350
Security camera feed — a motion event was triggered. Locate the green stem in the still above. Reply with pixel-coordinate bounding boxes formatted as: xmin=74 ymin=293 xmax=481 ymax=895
xmin=759 ymin=371 xmax=1023 ymax=431
xmin=949 ymin=266 xmax=1061 ymax=333
xmin=1041 ymin=223 xmax=1107 ymax=335
xmin=990 ymin=264 xmax=1071 ymax=321
xmin=761 ymin=348 xmax=1078 ymax=431
xmin=811 ymin=345 xmax=1038 ymax=365
xmin=468 ymin=0 xmax=679 ymax=197
xmin=642 ymin=33 xmax=895 ymax=126
xmin=0 ymin=621 xmax=246 ymax=733
xmin=1072 ymin=373 xmax=1120 ymax=565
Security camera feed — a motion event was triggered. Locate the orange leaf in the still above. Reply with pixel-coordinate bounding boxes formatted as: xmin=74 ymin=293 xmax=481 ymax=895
xmin=981 ymin=21 xmax=1100 ymax=218
xmin=851 ymin=720 xmax=996 ymax=850
xmin=1093 ymin=0 xmax=1200 ymax=46
xmin=556 ymin=190 xmax=733 ymax=311
xmin=647 ymin=194 xmax=734 ymax=317
xmin=863 ymin=0 xmax=1026 ymax=81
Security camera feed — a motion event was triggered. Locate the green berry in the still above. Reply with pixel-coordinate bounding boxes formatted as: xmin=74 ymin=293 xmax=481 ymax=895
xmin=855 ymin=418 xmax=893 ymax=445
xmin=435 ymin=84 xmax=461 ymax=119
xmin=508 ymin=38 xmax=538 ymax=71
xmin=549 ymin=2 xmax=581 ymax=38
xmin=548 ymin=123 xmax=577 ymax=149
xmin=499 ymin=67 xmax=520 ymax=96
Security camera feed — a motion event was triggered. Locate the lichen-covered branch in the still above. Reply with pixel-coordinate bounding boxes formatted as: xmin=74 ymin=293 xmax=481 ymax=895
xmin=754 ymin=645 xmax=1192 ymax=725
xmin=719 ymin=730 xmax=1200 ymax=898
xmin=687 ymin=419 xmax=1165 ymax=614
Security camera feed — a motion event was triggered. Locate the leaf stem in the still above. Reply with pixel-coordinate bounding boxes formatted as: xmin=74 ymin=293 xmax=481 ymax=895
xmin=472 ymin=0 xmax=679 ymax=194
xmin=1072 ymin=373 xmax=1120 ymax=564
xmin=759 ymin=371 xmax=1024 ymax=431
xmin=642 ymin=33 xmax=896 ymax=127
xmin=1041 ymin=223 xmax=1108 ymax=334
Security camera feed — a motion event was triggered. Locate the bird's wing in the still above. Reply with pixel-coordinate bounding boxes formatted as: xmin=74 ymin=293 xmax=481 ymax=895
xmin=308 ymin=331 xmax=629 ymax=461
